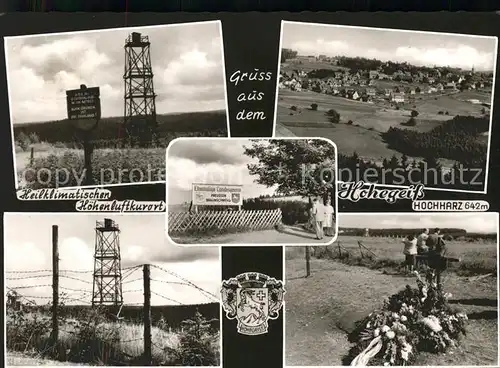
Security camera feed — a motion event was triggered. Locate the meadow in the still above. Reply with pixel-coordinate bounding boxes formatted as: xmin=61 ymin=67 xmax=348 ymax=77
xmin=276 ymin=88 xmax=490 ymax=168
xmin=6 ymin=304 xmax=220 ymax=366
xmin=285 ymin=237 xmax=498 ymax=366
xmin=13 ymin=110 xmax=228 ymax=188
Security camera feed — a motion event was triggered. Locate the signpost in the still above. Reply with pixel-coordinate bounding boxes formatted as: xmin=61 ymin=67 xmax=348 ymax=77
xmin=191 ymin=183 xmax=243 ymax=212
xmin=66 ymin=85 xmax=100 ymax=186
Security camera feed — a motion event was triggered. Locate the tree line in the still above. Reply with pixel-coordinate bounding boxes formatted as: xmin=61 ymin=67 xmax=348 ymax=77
xmin=13 ymin=111 xmax=228 ymax=146
xmin=338 ymin=151 xmax=486 ymax=191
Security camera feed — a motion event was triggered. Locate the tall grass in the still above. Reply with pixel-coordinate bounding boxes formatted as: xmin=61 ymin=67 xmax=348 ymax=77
xmin=6 ymin=307 xmax=220 ymax=366
xmin=21 ymin=148 xmax=165 ymax=189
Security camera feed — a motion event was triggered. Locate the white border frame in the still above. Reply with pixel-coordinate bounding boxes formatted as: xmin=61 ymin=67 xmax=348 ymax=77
xmin=272 ymin=20 xmax=499 ymax=195
xmin=283 ymin=211 xmax=500 ymax=368
xmin=3 ymin=212 xmax=223 ymax=368
xmin=5 ymin=20 xmax=231 ymax=191
xmin=165 ymin=136 xmax=339 ymax=247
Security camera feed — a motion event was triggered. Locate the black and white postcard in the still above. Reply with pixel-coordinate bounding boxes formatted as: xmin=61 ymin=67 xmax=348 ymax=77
xmin=4 ymin=213 xmax=221 ymax=366
xmin=274 ymin=21 xmax=498 ymax=193
xmin=6 ymin=21 xmax=229 ymax=190
xmin=285 ymin=212 xmax=498 ymax=366
xmin=166 ymin=137 xmax=338 ymax=246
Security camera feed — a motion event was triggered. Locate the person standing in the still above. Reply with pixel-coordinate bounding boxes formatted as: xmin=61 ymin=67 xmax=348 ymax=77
xmin=417 ymin=228 xmax=429 ymax=254
xmin=323 ymin=197 xmax=335 ymax=237
xmin=416 ymin=228 xmax=429 ymax=267
xmin=312 ymin=196 xmax=325 ymax=240
xmin=426 ymin=228 xmax=447 ymax=289
xmin=403 ymin=234 xmax=418 ymax=272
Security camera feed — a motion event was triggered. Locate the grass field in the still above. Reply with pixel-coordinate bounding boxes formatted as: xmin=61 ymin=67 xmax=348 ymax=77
xmin=334 ymin=235 xmax=497 ymax=275
xmin=276 ymin=88 xmax=490 ymax=166
xmin=13 ymin=110 xmax=228 ymax=188
xmin=15 ymin=143 xmax=166 ymax=188
xmin=285 ymin=246 xmax=498 ymax=366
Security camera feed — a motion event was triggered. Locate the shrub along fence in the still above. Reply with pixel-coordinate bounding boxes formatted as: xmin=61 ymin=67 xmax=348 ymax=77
xmin=168 ymin=209 xmax=282 ymax=234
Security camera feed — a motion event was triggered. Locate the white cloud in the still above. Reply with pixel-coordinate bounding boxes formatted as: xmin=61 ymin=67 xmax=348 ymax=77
xmin=289 ymin=39 xmax=495 ymax=70
xmin=4 ymin=213 xmax=220 ymax=306
xmin=6 ymin=23 xmax=226 ymax=124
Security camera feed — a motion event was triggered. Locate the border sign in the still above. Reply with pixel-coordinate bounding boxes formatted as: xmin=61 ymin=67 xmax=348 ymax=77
xmin=66 ymin=85 xmax=101 ymax=121
xmin=192 ymin=183 xmax=243 ymax=206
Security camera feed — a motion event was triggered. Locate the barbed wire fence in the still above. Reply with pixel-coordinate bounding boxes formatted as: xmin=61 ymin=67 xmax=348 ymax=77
xmin=6 ymin=262 xmax=220 ymax=365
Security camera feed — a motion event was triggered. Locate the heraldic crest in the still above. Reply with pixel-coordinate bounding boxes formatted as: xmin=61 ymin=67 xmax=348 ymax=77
xmin=220 ymin=272 xmax=285 ymax=336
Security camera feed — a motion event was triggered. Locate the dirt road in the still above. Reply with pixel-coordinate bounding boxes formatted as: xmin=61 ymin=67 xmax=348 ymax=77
xmin=170 ymin=225 xmax=336 ymax=245
xmin=285 ymin=257 xmax=498 ymax=366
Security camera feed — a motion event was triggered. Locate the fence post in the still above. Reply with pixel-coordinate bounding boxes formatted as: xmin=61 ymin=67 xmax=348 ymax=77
xmin=51 ymin=225 xmax=59 ymax=351
xmin=338 ymin=241 xmax=341 ymax=257
xmin=305 ymin=246 xmax=311 ymax=277
xmin=30 ymin=147 xmax=34 ymax=166
xmin=83 ymin=131 xmax=94 ymax=186
xmin=143 ymin=264 xmax=152 ymax=365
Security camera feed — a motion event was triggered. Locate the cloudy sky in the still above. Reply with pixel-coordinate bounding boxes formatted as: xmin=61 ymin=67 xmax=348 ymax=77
xmin=339 ymin=213 xmax=498 ymax=233
xmin=5 ymin=21 xmax=226 ymax=124
xmin=167 ymin=138 xmax=279 ymax=205
xmin=282 ymin=21 xmax=498 ymax=71
xmin=4 ymin=213 xmax=220 ymax=306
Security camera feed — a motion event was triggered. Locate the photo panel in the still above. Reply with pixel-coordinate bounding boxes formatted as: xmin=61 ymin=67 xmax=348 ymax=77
xmin=284 ymin=212 xmax=499 ymax=367
xmin=5 ymin=20 xmax=230 ymax=192
xmin=165 ymin=137 xmax=338 ymax=246
xmin=274 ymin=21 xmax=498 ymax=194
xmin=4 ymin=212 xmax=222 ymax=367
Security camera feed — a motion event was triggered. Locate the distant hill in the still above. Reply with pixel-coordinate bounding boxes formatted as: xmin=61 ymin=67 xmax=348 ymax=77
xmin=13 ymin=110 xmax=228 ymax=144
xmin=340 ymin=227 xmax=496 ymax=240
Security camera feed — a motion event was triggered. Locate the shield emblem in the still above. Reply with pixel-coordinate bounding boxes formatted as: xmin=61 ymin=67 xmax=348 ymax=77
xmin=236 ymin=288 xmax=269 ymax=334
xmin=231 ymin=193 xmax=241 ymax=204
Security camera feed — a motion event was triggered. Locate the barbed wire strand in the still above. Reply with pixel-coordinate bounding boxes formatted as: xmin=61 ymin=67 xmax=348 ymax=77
xmin=151 ymin=264 xmax=219 ymax=301
xmin=151 ymin=291 xmax=184 ymax=305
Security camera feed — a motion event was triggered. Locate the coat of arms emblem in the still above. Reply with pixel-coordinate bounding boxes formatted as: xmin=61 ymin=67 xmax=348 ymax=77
xmin=231 ymin=192 xmax=241 ymax=204
xmin=220 ymin=272 xmax=285 ymax=335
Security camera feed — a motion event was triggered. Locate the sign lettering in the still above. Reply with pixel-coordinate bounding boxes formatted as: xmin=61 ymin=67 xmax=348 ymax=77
xmin=192 ymin=183 xmax=243 ymax=206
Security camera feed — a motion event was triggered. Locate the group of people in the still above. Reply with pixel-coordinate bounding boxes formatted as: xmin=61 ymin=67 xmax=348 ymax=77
xmin=309 ymin=196 xmax=335 ymax=240
xmin=402 ymin=228 xmax=448 ymax=286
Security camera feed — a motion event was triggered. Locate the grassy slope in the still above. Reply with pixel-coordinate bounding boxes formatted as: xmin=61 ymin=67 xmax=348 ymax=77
xmin=276 ymin=89 xmax=489 ymax=165
xmin=285 ymin=257 xmax=498 ymax=366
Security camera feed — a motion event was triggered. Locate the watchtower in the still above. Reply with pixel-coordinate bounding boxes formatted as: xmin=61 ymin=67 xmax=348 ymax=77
xmin=92 ymin=218 xmax=123 ymax=307
xmin=123 ymin=32 xmax=158 ymax=147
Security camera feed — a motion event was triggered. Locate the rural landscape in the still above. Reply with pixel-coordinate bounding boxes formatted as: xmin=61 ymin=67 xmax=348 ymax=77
xmin=285 ymin=213 xmax=498 ymax=366
xmin=275 ymin=22 xmax=497 ymax=191
xmin=6 ymin=21 xmax=228 ymax=189
xmin=5 ymin=213 xmax=221 ymax=366
xmin=166 ymin=138 xmax=337 ymax=245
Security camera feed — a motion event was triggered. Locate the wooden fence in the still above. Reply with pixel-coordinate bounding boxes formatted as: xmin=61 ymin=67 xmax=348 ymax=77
xmin=167 ymin=209 xmax=282 ymax=233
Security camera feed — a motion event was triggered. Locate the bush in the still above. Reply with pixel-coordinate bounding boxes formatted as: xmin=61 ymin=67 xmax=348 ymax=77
xmin=167 ymin=311 xmax=219 ymax=366
xmin=326 ymin=109 xmax=341 ymax=124
xmin=411 ymin=110 xmax=419 ymax=117
xmin=310 ymin=103 xmax=318 ymax=111
xmin=15 ymin=131 xmax=31 ymax=151
xmin=243 ymin=198 xmax=309 ymax=225
xmin=290 ymin=105 xmax=298 ymax=111
xmin=347 ymin=120 xmax=353 ymax=125
xmin=445 ymin=111 xmax=449 ymax=115
xmin=438 ymin=111 xmax=444 ymax=115
xmin=404 ymin=117 xmax=417 ymax=126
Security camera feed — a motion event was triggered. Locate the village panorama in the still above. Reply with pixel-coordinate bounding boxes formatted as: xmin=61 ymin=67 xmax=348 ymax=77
xmin=275 ymin=42 xmax=496 ymax=192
